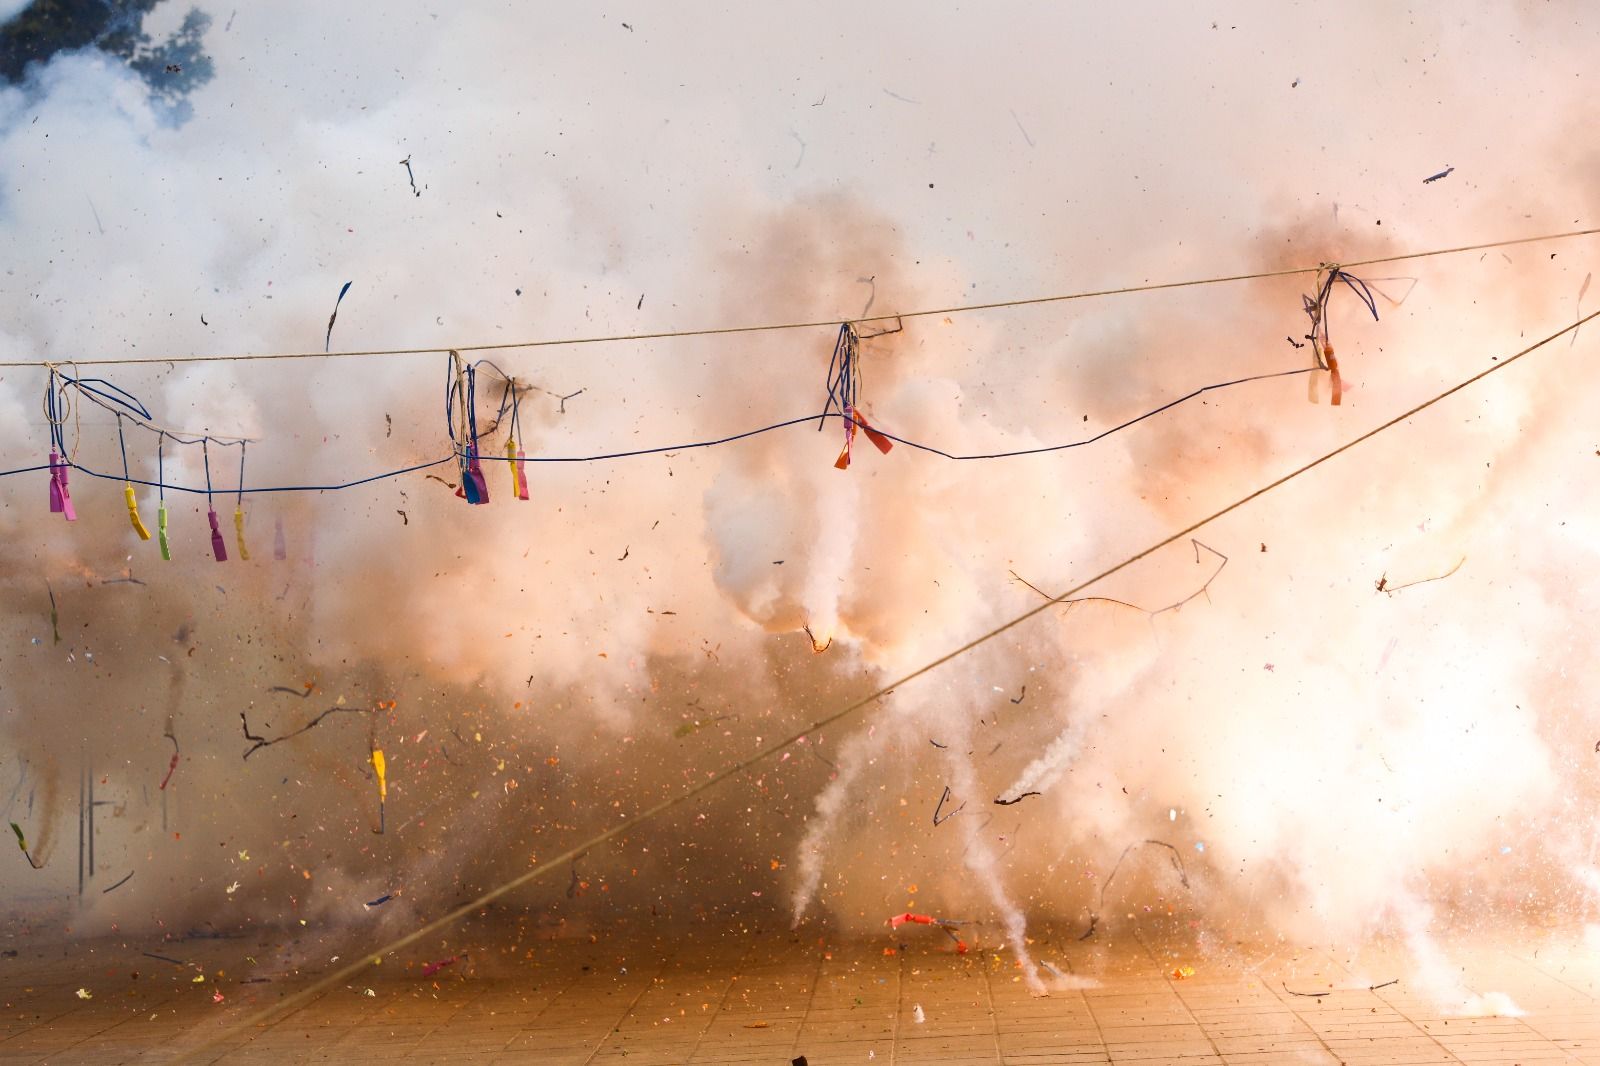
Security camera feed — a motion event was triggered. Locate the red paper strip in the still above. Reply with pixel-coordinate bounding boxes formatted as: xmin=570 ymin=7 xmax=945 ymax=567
xmin=422 ymin=955 xmax=462 ymax=977
xmin=890 ymin=912 xmax=936 ymax=929
xmin=855 ymin=412 xmax=894 ymax=455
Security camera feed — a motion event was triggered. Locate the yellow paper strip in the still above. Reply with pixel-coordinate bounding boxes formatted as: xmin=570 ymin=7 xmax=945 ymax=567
xmin=234 ymin=508 xmax=251 ymax=561
xmin=124 ymin=485 xmax=151 ymax=540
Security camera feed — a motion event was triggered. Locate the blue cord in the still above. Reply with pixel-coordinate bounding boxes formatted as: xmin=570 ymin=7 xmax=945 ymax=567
xmin=818 ymin=324 xmax=856 ymax=430
xmin=70 ymin=377 xmax=152 ymax=421
xmin=202 ymin=438 xmax=213 ymax=507
xmin=116 ymin=414 xmax=131 ymax=479
xmin=49 ymin=455 xmax=457 ymax=496
xmin=1310 ymin=268 xmax=1381 ymax=358
xmin=14 ymin=360 xmax=1316 ymax=495
xmin=44 ymin=373 xmax=63 ymax=454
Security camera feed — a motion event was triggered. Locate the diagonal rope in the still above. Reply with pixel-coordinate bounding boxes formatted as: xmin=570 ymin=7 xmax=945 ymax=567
xmin=172 ymin=305 xmax=1599 ymax=1063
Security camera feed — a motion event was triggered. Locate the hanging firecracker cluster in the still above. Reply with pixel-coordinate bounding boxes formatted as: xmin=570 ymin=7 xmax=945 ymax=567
xmin=40 ymin=367 xmax=286 ymax=563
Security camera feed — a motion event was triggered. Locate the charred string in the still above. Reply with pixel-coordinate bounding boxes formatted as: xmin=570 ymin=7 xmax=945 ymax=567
xmin=1012 ymin=539 xmax=1228 ymax=619
xmin=1282 ymin=983 xmax=1330 ymax=998
xmin=1080 ymin=840 xmax=1190 ymax=940
xmin=1301 ymin=265 xmax=1380 ymax=369
xmin=142 ymin=952 xmax=186 ymax=967
xmin=932 ymin=786 xmax=964 ymax=826
xmin=803 ymin=626 xmax=832 ymax=654
xmin=1376 ymin=557 xmax=1465 ymax=596
xmin=1575 ymin=272 xmax=1592 ymax=347
xmin=1284 ymin=978 xmax=1398 ymax=997
xmin=3 ymin=758 xmax=26 ymax=815
xmin=240 ymin=706 xmax=373 ymax=760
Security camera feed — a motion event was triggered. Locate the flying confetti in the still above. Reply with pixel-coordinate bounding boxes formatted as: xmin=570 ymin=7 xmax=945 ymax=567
xmin=422 ymin=954 xmax=463 ymax=977
xmin=159 ymin=731 xmax=180 ymax=790
xmin=45 ymin=582 xmax=60 ymax=645
xmin=9 ymin=822 xmax=42 ymax=869
xmin=399 ymin=155 xmax=420 ymax=197
xmin=371 ymin=747 xmax=388 ymax=834
xmin=325 ymin=281 xmax=353 ymax=352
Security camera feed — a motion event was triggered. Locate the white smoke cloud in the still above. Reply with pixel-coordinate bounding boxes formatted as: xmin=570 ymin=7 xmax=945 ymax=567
xmin=1 ymin=0 xmax=1598 ymax=1011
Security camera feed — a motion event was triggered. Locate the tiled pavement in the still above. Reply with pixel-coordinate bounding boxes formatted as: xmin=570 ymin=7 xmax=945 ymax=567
xmin=3 ymin=922 xmax=1598 ymax=1064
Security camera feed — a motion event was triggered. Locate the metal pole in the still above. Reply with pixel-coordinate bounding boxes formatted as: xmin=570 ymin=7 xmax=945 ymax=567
xmin=76 ymin=747 xmax=84 ymax=900
xmin=87 ymin=761 xmax=95 ymax=878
